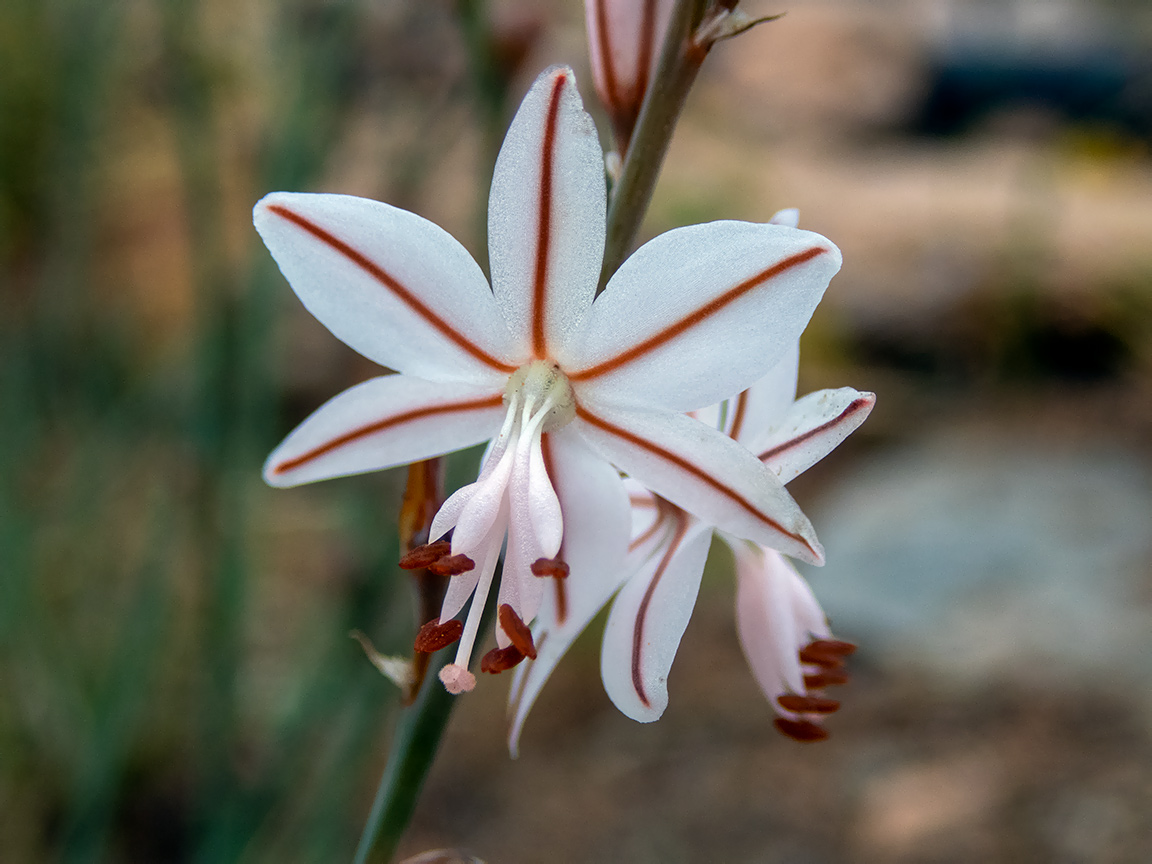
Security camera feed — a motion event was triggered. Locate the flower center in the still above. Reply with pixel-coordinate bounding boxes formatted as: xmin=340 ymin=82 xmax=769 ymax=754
xmin=504 ymin=359 xmax=576 ymax=432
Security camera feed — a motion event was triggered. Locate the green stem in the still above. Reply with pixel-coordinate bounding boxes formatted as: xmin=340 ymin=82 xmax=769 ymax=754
xmin=599 ymin=0 xmax=711 ymax=291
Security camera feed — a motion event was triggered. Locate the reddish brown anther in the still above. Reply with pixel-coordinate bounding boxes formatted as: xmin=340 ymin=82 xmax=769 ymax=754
xmin=531 ymin=557 xmax=570 ymax=578
xmin=428 ymin=554 xmax=476 ymax=576
xmin=413 ymin=618 xmax=464 ymax=653
xmin=498 ymin=603 xmax=538 ymax=660
xmin=774 ymin=717 xmax=830 ymax=743
xmin=804 ymin=670 xmax=850 ymax=689
xmin=399 ymin=540 xmax=451 ymax=570
xmin=809 ymin=639 xmax=857 ymax=656
xmin=481 ymin=644 xmax=525 ymax=674
xmin=777 ymin=694 xmax=841 ymax=714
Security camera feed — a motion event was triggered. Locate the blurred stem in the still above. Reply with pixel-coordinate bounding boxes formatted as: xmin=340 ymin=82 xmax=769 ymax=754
xmin=352 ymin=588 xmax=495 ymax=864
xmin=599 ymin=0 xmax=711 ymax=291
xmin=351 ymin=650 xmax=457 ymax=864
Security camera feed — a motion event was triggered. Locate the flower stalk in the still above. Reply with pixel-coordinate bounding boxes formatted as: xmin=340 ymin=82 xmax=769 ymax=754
xmin=599 ymin=0 xmax=709 ymax=289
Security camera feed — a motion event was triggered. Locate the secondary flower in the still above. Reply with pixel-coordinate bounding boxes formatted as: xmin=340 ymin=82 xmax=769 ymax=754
xmin=255 ymin=67 xmax=842 ymax=695
xmin=585 ymin=0 xmax=674 ymax=153
xmin=509 ymin=314 xmax=873 ymax=750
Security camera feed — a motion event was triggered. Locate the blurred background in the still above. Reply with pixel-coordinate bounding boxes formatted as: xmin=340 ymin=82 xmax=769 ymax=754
xmin=2 ymin=0 xmax=1151 ymax=862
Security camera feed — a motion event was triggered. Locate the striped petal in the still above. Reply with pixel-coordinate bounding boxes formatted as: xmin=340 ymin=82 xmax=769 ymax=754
xmin=725 ymin=342 xmax=799 ymax=445
xmin=564 ymin=222 xmax=841 ymax=411
xmin=573 ymin=400 xmax=824 ymax=564
xmin=584 ymin=0 xmax=674 ymax=150
xmin=731 ymin=540 xmax=830 ymax=706
xmin=749 ymin=388 xmax=876 ymax=485
xmin=488 ymin=66 xmax=607 ymax=361
xmin=600 ymin=514 xmax=713 ymax=722
xmin=254 ymin=192 xmax=520 ymax=384
xmin=507 ymin=427 xmax=632 ymax=755
xmin=264 ymin=375 xmax=505 ymax=487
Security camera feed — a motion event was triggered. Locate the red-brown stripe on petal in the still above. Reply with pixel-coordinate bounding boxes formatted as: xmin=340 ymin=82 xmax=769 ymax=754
xmin=414 ymin=618 xmax=464 ymax=653
xmin=481 ymin=644 xmax=525 ymax=674
xmin=631 ymin=509 xmax=689 ymax=708
xmin=569 ymin=247 xmax=827 ymax=383
xmin=576 ymin=405 xmax=818 ymax=559
xmin=774 ymin=717 xmax=829 ymax=743
xmin=727 ymin=389 xmax=750 ymax=442
xmin=265 ymin=204 xmax=516 ymax=374
xmin=777 ymin=694 xmax=841 ymax=714
xmin=270 ymin=394 xmax=504 ymax=476
xmin=593 ymin=0 xmax=621 ymax=108
xmin=530 ymin=72 xmax=566 ymax=358
xmin=758 ymin=396 xmax=874 ymax=463
xmin=498 ymin=603 xmax=537 ymax=660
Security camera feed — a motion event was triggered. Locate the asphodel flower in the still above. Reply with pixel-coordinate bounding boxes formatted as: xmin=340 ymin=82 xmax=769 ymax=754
xmin=584 ymin=0 xmax=674 ymax=153
xmin=510 ymin=284 xmax=873 ymax=749
xmin=256 ymin=68 xmax=841 ymax=695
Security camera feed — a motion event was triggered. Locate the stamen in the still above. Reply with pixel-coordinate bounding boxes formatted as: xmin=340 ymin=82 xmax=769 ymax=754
xmin=804 ymin=670 xmax=850 ymax=688
xmin=399 ymin=540 xmax=452 ymax=569
xmin=808 ymin=639 xmax=857 ymax=656
xmin=414 ymin=618 xmax=464 ymax=652
xmin=531 ymin=557 xmax=569 ymax=578
xmin=498 ymin=603 xmax=537 ymax=660
xmin=774 ymin=717 xmax=829 ymax=743
xmin=798 ymin=645 xmax=846 ymax=669
xmin=439 ymin=663 xmax=476 ymax=694
xmin=777 ymin=694 xmax=841 ymax=714
xmin=428 ymin=553 xmax=476 ymax=576
xmin=481 ymin=644 xmax=525 ymax=673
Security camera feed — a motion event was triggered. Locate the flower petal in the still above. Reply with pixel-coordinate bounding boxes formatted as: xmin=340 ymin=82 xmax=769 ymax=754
xmin=748 ymin=388 xmax=876 ymax=484
xmin=585 ymin=0 xmax=674 ymax=148
xmin=725 ymin=342 xmax=799 ymax=445
xmin=573 ymin=400 xmax=824 ymax=564
xmin=565 ymin=222 xmax=841 ymax=411
xmin=731 ymin=540 xmax=830 ymax=705
xmin=264 ymin=375 xmax=505 ymax=487
xmin=600 ymin=515 xmax=713 ymax=722
xmin=506 ymin=427 xmax=631 ymax=756
xmin=488 ymin=66 xmax=607 ymax=360
xmin=254 ymin=192 xmax=520 ymax=383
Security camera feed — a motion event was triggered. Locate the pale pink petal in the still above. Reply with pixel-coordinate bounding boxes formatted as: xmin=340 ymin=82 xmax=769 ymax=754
xmin=488 ymin=66 xmax=606 ymax=360
xmin=732 ymin=541 xmax=805 ymax=700
xmin=731 ymin=541 xmax=832 ymax=707
xmin=600 ymin=517 xmax=713 ymax=722
xmin=507 ymin=427 xmax=631 ymax=755
xmin=254 ymin=192 xmax=520 ymax=383
xmin=749 ymin=389 xmax=876 ymax=484
xmin=565 ymin=222 xmax=841 ymax=411
xmin=572 ymin=401 xmax=824 ymax=564
xmin=584 ymin=0 xmax=674 ymax=145
xmin=263 ymin=376 xmax=505 ymax=487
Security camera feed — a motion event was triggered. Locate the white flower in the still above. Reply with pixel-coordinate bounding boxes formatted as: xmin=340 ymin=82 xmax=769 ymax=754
xmin=509 ymin=322 xmax=873 ymax=751
xmin=255 ymin=68 xmax=841 ymax=695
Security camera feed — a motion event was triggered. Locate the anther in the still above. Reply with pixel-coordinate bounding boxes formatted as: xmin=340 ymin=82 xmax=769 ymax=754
xmin=428 ymin=554 xmax=476 ymax=576
xmin=531 ymin=557 xmax=569 ymax=579
xmin=399 ymin=541 xmax=452 ymax=570
xmin=804 ymin=670 xmax=850 ymax=689
xmin=808 ymin=639 xmax=856 ymax=656
xmin=777 ymin=694 xmax=841 ymax=714
xmin=774 ymin=717 xmax=830 ymax=743
xmin=413 ymin=618 xmax=464 ymax=653
xmin=481 ymin=644 xmax=525 ymax=674
xmin=798 ymin=646 xmax=843 ymax=669
xmin=498 ymin=603 xmax=537 ymax=659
